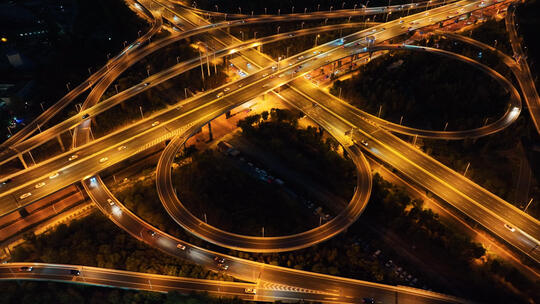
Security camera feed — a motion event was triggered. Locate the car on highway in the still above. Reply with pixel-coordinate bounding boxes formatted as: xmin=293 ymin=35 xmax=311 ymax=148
xmin=99 ymin=157 xmax=109 ymax=163
xmin=19 ymin=192 xmax=32 ymax=199
xmin=362 ymin=297 xmax=375 ymax=304
xmin=217 ymin=263 xmax=229 ymax=270
xmin=19 ymin=266 xmax=33 ymax=272
xmin=117 ymin=145 xmax=127 ymax=151
xmin=68 ymin=154 xmax=78 ymax=161
xmin=107 ymin=199 xmax=115 ymax=206
xmin=177 ymin=243 xmax=186 ymax=250
xmin=504 ymin=224 xmax=515 ymax=232
xmin=34 ymin=182 xmax=46 ymax=189
xmin=49 ymin=172 xmax=59 ymax=179
xmin=1 ymin=178 xmax=12 ymax=185
xmin=148 ymin=230 xmax=156 ymax=237
xmin=70 ymin=269 xmax=80 ymax=276
xmin=244 ymin=288 xmax=257 ymax=294
xmin=144 ymin=82 xmax=149 ymax=86
xmin=223 ymin=87 xmax=230 ymax=92
xmin=151 ymin=121 xmax=160 ymax=127
xmin=361 ymin=139 xmax=368 ymax=147
xmin=82 ymin=113 xmax=90 ymax=119
xmin=216 ymin=92 xmax=224 ymax=98
xmin=214 ymin=256 xmax=225 ymax=264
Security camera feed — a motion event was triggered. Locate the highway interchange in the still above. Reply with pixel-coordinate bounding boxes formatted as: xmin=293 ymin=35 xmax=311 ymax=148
xmin=0 ymin=0 xmax=539 ymax=302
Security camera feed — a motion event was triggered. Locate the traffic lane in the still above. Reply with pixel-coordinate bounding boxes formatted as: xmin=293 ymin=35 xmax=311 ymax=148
xmin=291 ymin=74 xmax=540 ymax=250
xmin=351 ymin=123 xmax=540 ymax=262
xmin=0 ymin=192 xmax=83 ymax=241
xmin=2 ymin=0 xmax=489 ymax=194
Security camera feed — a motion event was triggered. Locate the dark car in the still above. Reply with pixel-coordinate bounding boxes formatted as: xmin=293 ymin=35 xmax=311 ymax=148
xmin=362 ymin=297 xmax=375 ymax=304
xmin=19 ymin=266 xmax=33 ymax=272
xmin=70 ymin=269 xmax=80 ymax=276
xmin=82 ymin=113 xmax=90 ymax=119
xmin=0 ymin=178 xmax=11 ymax=185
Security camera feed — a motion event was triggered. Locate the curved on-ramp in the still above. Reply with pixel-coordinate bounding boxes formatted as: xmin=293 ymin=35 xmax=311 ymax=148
xmin=155 ymin=117 xmax=372 ymax=253
xmin=337 ymin=44 xmax=522 ymax=139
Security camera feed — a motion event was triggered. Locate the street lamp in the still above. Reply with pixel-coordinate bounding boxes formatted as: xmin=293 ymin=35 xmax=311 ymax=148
xmin=315 ymin=34 xmax=320 ymax=46
xmin=240 ymin=30 xmax=244 ymax=40
xmin=277 ymin=26 xmax=281 ymax=34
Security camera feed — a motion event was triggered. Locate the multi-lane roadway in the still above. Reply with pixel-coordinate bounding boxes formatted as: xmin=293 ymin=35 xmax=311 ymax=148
xmin=0 ymin=0 xmax=538 ymax=301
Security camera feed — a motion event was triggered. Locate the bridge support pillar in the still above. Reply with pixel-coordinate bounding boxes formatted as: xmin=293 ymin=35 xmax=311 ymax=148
xmin=207 ymin=121 xmax=213 ymax=141
xmin=18 ymin=154 xmax=28 ymax=169
xmin=57 ymin=134 xmax=65 ymax=152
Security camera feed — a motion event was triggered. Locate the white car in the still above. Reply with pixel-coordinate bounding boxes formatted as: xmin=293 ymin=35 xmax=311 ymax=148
xmin=117 ymin=145 xmax=126 ymax=151
xmin=49 ymin=172 xmax=59 ymax=179
xmin=34 ymin=182 xmax=46 ymax=189
xmin=68 ymin=154 xmax=78 ymax=161
xmin=107 ymin=198 xmax=115 ymax=206
xmin=223 ymin=87 xmax=230 ymax=92
xmin=244 ymin=288 xmax=257 ymax=294
xmin=177 ymin=244 xmax=186 ymax=250
xmin=151 ymin=121 xmax=160 ymax=127
xmin=99 ymin=157 xmax=109 ymax=163
xmin=504 ymin=224 xmax=515 ymax=232
xmin=20 ymin=192 xmax=32 ymax=199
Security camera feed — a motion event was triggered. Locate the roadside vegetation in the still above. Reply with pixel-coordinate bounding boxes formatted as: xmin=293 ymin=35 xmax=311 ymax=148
xmin=10 ymin=212 xmax=232 ymax=282
xmin=329 ymin=50 xmax=509 ymax=131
